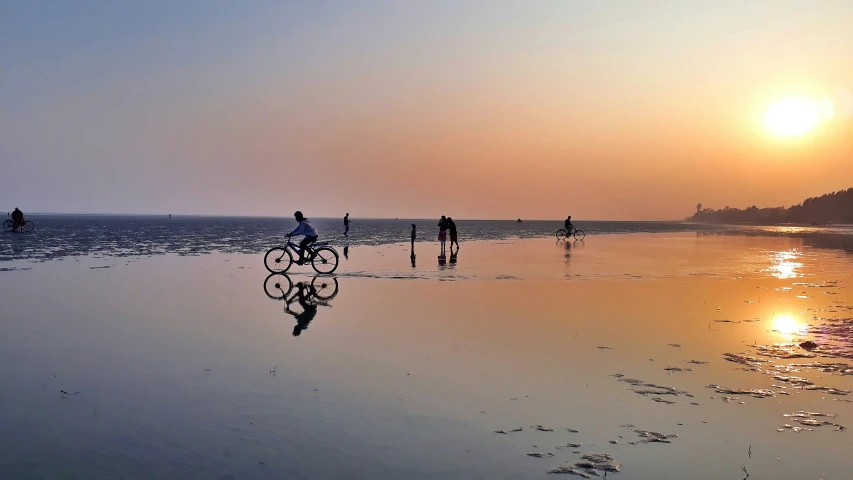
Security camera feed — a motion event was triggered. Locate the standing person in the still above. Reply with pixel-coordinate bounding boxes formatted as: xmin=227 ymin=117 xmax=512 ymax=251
xmin=286 ymin=211 xmax=318 ymax=265
xmin=447 ymin=217 xmax=459 ymax=249
xmin=410 ymin=224 xmax=417 ymax=246
xmin=437 ymin=216 xmax=448 ymax=252
xmin=343 ymin=213 xmax=350 ymax=236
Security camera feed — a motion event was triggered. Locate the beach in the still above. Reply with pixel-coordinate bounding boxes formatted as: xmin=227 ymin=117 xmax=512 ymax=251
xmin=1 ymin=223 xmax=852 ymax=479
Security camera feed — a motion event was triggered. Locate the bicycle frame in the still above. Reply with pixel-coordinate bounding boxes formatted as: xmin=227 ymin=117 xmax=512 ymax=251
xmin=285 ymin=240 xmax=331 ymax=255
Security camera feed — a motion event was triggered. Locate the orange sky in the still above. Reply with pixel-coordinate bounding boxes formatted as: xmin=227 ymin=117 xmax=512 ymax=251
xmin=2 ymin=1 xmax=852 ymax=219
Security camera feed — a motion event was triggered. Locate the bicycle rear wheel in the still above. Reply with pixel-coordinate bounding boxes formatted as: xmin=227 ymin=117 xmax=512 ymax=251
xmin=264 ymin=273 xmax=293 ymax=300
xmin=555 ymin=229 xmax=568 ymax=239
xmin=311 ymin=276 xmax=339 ymax=300
xmin=2 ymin=220 xmax=12 ymax=232
xmin=23 ymin=221 xmax=34 ymax=232
xmin=573 ymin=229 xmax=586 ymax=241
xmin=264 ymin=247 xmax=293 ymax=273
xmin=311 ymin=246 xmax=339 ymax=274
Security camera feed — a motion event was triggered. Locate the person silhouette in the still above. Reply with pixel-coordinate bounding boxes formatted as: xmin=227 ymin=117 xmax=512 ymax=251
xmin=11 ymin=208 xmax=24 ymax=232
xmin=287 ymin=211 xmax=318 ymax=265
xmin=343 ymin=213 xmax=350 ymax=236
xmin=564 ymin=216 xmax=574 ymax=236
xmin=411 ymin=224 xmax=417 ymax=247
xmin=447 ymin=217 xmax=459 ymax=249
xmin=438 ymin=216 xmax=448 ymax=253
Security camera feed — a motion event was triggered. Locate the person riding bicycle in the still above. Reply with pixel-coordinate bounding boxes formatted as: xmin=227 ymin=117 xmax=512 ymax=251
xmin=11 ymin=208 xmax=24 ymax=231
xmin=564 ymin=215 xmax=574 ymax=234
xmin=287 ymin=211 xmax=318 ymax=265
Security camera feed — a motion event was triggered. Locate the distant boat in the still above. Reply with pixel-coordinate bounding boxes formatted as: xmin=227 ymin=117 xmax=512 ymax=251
xmin=516 ymin=218 xmax=522 ymax=223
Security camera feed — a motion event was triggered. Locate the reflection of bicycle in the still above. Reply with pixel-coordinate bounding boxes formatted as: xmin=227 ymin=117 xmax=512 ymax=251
xmin=3 ymin=220 xmax=34 ymax=233
xmin=556 ymin=227 xmax=585 ymax=240
xmin=264 ymin=239 xmax=339 ymax=274
xmin=263 ymin=273 xmax=339 ymax=304
xmin=264 ymin=274 xmax=339 ymax=336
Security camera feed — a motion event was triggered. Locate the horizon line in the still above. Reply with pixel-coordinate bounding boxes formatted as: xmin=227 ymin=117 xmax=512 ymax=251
xmin=12 ymin=212 xmax=684 ymax=222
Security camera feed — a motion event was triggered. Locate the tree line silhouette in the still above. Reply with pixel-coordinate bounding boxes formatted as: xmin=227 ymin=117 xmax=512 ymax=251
xmin=690 ymin=187 xmax=853 ymax=224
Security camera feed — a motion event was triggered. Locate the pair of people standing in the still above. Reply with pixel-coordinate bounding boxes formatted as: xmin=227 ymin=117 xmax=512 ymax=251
xmin=438 ymin=216 xmax=459 ymax=251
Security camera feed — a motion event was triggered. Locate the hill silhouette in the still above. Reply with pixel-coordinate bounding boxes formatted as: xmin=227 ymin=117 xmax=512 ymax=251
xmin=690 ymin=188 xmax=853 ymax=225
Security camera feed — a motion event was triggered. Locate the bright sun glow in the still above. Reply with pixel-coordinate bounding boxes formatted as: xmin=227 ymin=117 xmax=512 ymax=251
xmin=772 ymin=315 xmax=807 ymax=336
xmin=764 ymin=97 xmax=823 ymax=138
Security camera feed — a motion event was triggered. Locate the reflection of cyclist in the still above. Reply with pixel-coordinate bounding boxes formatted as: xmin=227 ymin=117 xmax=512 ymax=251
xmin=287 ymin=283 xmax=318 ymax=336
xmin=287 ymin=211 xmax=318 ymax=265
xmin=11 ymin=208 xmax=24 ymax=231
xmin=564 ymin=216 xmax=574 ymax=234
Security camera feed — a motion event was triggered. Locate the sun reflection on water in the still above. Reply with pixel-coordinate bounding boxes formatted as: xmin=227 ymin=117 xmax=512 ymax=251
xmin=772 ymin=315 xmax=807 ymax=338
xmin=767 ymin=250 xmax=803 ymax=279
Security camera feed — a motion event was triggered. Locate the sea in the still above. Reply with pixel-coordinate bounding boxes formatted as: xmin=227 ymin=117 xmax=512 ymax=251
xmin=5 ymin=214 xmax=853 ymax=263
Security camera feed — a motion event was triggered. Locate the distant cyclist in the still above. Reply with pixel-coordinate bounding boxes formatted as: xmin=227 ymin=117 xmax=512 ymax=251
xmin=564 ymin=216 xmax=575 ymax=235
xmin=11 ymin=208 xmax=24 ymax=232
xmin=286 ymin=211 xmax=318 ymax=265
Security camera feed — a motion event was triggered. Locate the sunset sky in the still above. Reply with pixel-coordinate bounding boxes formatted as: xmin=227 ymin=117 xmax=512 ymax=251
xmin=1 ymin=0 xmax=852 ymax=219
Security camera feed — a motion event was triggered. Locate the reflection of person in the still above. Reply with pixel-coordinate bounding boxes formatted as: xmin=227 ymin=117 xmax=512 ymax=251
xmin=449 ymin=248 xmax=457 ymax=266
xmin=448 ymin=217 xmax=459 ymax=248
xmin=287 ymin=211 xmax=318 ymax=265
xmin=344 ymin=213 xmax=350 ymax=236
xmin=410 ymin=245 xmax=416 ymax=268
xmin=287 ymin=283 xmax=318 ymax=336
xmin=343 ymin=244 xmax=349 ymax=260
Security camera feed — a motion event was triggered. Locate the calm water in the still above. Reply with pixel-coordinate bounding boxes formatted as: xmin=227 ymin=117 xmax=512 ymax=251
xmin=1 ymin=215 xmax=726 ymax=263
xmin=2 ymin=229 xmax=853 ymax=479
xmin=5 ymin=215 xmax=853 ymax=265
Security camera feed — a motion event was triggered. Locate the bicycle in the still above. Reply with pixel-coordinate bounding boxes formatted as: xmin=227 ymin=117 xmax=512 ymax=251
xmin=264 ymin=238 xmax=339 ymax=274
xmin=555 ymin=226 xmax=585 ymax=241
xmin=3 ymin=220 xmax=34 ymax=233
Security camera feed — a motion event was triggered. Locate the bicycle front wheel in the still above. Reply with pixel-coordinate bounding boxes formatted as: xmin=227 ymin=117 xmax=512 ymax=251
xmin=23 ymin=221 xmax=34 ymax=233
xmin=555 ymin=229 xmax=567 ymax=239
xmin=311 ymin=276 xmax=339 ymax=300
xmin=2 ymin=220 xmax=13 ymax=232
xmin=311 ymin=247 xmax=339 ymax=274
xmin=264 ymin=273 xmax=293 ymax=300
xmin=573 ymin=229 xmax=586 ymax=241
xmin=264 ymin=247 xmax=293 ymax=273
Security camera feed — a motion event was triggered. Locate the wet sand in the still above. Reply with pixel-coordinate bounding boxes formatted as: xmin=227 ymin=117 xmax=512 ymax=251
xmin=1 ymin=233 xmax=852 ymax=479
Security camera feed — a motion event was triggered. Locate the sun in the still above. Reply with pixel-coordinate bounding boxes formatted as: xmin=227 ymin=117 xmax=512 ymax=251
xmin=764 ymin=97 xmax=821 ymax=138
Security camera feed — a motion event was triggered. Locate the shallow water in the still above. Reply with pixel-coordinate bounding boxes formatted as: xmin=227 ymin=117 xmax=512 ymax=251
xmin=1 ymin=215 xmax=726 ymax=263
xmin=2 ymin=231 xmax=853 ymax=479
